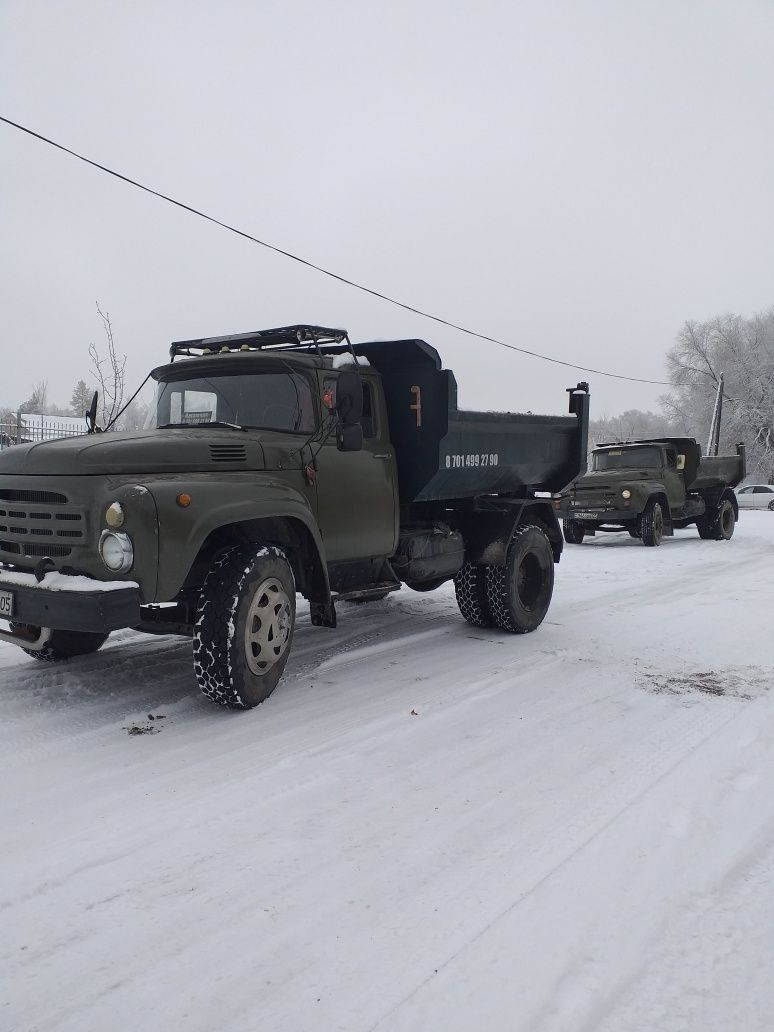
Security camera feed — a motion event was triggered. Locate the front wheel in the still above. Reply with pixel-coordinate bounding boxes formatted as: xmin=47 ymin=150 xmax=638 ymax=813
xmin=562 ymin=519 xmax=585 ymax=545
xmin=194 ymin=544 xmax=295 ymax=709
xmin=13 ymin=626 xmax=109 ymax=662
xmin=640 ymin=500 xmax=664 ymax=547
xmin=768 ymin=500 xmax=774 ymax=512
xmin=484 ymin=525 xmax=554 ymax=634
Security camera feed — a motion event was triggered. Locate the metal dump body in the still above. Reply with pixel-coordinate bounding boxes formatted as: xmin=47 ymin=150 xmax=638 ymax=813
xmin=354 ymin=339 xmax=589 ymax=503
xmin=692 ymin=454 xmax=746 ymax=492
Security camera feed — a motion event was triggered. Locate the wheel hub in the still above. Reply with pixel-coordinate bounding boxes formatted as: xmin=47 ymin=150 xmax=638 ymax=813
xmin=244 ymin=577 xmax=292 ymax=675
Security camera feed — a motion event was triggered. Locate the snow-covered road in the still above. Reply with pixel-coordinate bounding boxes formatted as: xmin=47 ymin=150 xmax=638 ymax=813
xmin=3 ymin=514 xmax=773 ymax=1032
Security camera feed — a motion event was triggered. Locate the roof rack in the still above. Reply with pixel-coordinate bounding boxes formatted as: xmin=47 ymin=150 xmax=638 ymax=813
xmin=169 ymin=324 xmax=349 ymax=359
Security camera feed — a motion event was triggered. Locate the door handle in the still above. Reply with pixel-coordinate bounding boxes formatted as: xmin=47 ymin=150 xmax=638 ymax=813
xmin=372 ymin=453 xmax=391 ymax=460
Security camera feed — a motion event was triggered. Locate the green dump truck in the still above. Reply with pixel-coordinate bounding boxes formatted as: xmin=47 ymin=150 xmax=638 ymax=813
xmin=557 ymin=437 xmax=745 ymax=547
xmin=0 ymin=325 xmax=589 ymax=708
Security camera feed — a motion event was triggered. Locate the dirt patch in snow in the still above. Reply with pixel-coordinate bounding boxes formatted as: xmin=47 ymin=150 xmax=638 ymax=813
xmin=640 ymin=669 xmax=769 ymax=700
xmin=123 ymin=714 xmax=167 ymax=735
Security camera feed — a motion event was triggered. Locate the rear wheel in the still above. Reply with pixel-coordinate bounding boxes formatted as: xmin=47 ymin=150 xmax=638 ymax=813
xmin=484 ymin=525 xmax=554 ymax=634
xmin=640 ymin=500 xmax=664 ymax=547
xmin=562 ymin=519 xmax=585 ymax=545
xmin=715 ymin=499 xmax=736 ymax=540
xmin=697 ymin=500 xmax=736 ymax=540
xmin=454 ymin=562 xmax=496 ymax=628
xmin=13 ymin=626 xmax=109 ymax=663
xmin=194 ymin=544 xmax=295 ymax=709
xmin=696 ymin=514 xmax=714 ymax=539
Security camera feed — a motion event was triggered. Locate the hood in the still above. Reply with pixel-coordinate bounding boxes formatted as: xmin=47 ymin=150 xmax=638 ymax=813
xmin=0 ymin=428 xmax=275 ymax=476
xmin=566 ymin=468 xmax=658 ymax=493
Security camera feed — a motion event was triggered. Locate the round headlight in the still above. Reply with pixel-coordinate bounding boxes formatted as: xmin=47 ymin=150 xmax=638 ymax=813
xmin=99 ymin=530 xmax=134 ymax=573
xmin=622 ymin=489 xmax=632 ymax=499
xmin=105 ymin=501 xmax=125 ymax=528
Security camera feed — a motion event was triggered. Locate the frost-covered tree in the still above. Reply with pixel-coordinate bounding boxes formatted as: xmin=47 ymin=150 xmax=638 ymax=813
xmin=661 ymin=309 xmax=774 ymax=480
xmin=70 ymin=379 xmax=94 ymax=418
xmin=89 ymin=303 xmax=126 ymax=428
xmin=19 ymin=379 xmax=49 ymax=414
xmin=589 ymin=409 xmax=678 ymax=447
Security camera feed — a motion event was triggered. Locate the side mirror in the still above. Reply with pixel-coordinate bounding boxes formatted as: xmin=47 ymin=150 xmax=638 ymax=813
xmin=85 ymin=391 xmax=101 ymax=434
xmin=676 ymin=454 xmax=685 ymax=471
xmin=335 ymin=371 xmax=363 ymax=425
xmin=337 ymin=424 xmax=363 ymax=452
xmin=335 ymin=370 xmax=363 ymax=452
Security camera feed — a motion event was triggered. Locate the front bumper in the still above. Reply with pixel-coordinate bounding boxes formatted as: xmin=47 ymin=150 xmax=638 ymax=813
xmin=564 ymin=508 xmax=635 ymax=523
xmin=0 ymin=572 xmax=141 ymax=633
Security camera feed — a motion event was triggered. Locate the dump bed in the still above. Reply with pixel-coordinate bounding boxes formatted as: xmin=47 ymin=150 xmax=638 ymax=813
xmin=692 ymin=453 xmax=746 ymax=492
xmin=355 ymin=339 xmax=590 ymax=503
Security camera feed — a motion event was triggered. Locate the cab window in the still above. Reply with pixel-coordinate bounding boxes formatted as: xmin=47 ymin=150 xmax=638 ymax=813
xmin=321 ymin=375 xmax=377 ymax=439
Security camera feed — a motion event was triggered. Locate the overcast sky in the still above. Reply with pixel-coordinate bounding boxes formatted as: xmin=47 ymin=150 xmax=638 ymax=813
xmin=2 ymin=0 xmax=773 ymax=420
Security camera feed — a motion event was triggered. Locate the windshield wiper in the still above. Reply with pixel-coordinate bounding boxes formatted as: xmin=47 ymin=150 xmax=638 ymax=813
xmin=158 ymin=421 xmax=246 ymax=431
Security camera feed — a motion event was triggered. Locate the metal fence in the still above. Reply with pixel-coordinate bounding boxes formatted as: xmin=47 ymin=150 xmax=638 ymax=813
xmin=0 ymin=414 xmax=86 ymax=450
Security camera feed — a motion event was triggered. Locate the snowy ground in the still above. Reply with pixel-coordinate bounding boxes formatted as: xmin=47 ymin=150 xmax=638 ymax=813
xmin=2 ymin=513 xmax=774 ymax=1032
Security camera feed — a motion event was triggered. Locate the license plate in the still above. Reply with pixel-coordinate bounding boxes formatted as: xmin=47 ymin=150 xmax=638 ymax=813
xmin=0 ymin=589 xmax=14 ymax=618
xmin=573 ymin=511 xmax=599 ymax=519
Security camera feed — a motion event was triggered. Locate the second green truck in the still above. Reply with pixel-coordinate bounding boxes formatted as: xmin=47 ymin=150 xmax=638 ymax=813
xmin=557 ymin=437 xmax=745 ymax=547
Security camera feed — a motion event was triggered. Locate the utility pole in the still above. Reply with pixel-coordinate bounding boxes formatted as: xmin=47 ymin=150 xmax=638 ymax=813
xmin=706 ymin=374 xmax=724 ymax=457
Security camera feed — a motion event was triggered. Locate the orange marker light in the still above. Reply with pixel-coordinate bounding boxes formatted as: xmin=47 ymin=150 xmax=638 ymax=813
xmin=176 ymin=493 xmax=192 ymax=508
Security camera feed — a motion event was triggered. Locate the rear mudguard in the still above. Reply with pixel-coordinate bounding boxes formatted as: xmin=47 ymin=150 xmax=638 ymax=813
xmin=458 ymin=499 xmax=563 ymax=565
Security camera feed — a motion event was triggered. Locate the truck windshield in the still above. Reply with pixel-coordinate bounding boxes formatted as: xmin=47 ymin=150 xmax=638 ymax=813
xmin=592 ymin=447 xmax=663 ymax=471
xmin=151 ymin=372 xmax=316 ymax=433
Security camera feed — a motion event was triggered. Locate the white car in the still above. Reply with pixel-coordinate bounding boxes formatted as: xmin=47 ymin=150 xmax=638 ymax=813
xmin=735 ymin=484 xmax=774 ymax=510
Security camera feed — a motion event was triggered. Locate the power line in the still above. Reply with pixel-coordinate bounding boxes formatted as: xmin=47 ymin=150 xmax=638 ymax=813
xmin=1 ymin=114 xmax=673 ymax=386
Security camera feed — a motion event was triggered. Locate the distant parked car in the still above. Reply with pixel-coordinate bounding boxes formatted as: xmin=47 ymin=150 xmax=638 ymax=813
xmin=735 ymin=484 xmax=774 ymax=510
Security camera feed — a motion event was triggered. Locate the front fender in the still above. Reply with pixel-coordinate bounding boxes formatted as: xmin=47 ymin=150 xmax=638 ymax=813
xmin=146 ymin=473 xmax=325 ymax=601
xmin=629 ymin=482 xmax=669 ymax=513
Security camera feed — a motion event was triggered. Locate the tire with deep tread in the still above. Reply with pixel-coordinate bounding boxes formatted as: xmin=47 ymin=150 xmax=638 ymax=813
xmin=696 ymin=514 xmax=714 ymax=539
xmin=454 ymin=562 xmax=496 ymax=628
xmin=697 ymin=499 xmax=736 ymax=540
xmin=11 ymin=626 xmax=109 ymax=663
xmin=193 ymin=544 xmax=296 ymax=709
xmin=562 ymin=519 xmax=585 ymax=545
xmin=484 ymin=524 xmax=554 ymax=634
xmin=714 ymin=499 xmax=736 ymax=540
xmin=639 ymin=500 xmax=664 ymax=547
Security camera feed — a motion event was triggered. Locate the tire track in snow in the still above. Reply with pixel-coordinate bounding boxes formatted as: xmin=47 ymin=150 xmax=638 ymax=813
xmin=365 ymin=698 xmax=744 ymax=1032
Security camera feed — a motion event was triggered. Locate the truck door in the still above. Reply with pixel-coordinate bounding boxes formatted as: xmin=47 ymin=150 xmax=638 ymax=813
xmin=663 ymin=448 xmax=687 ymax=513
xmin=314 ymin=373 xmax=398 ymax=562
